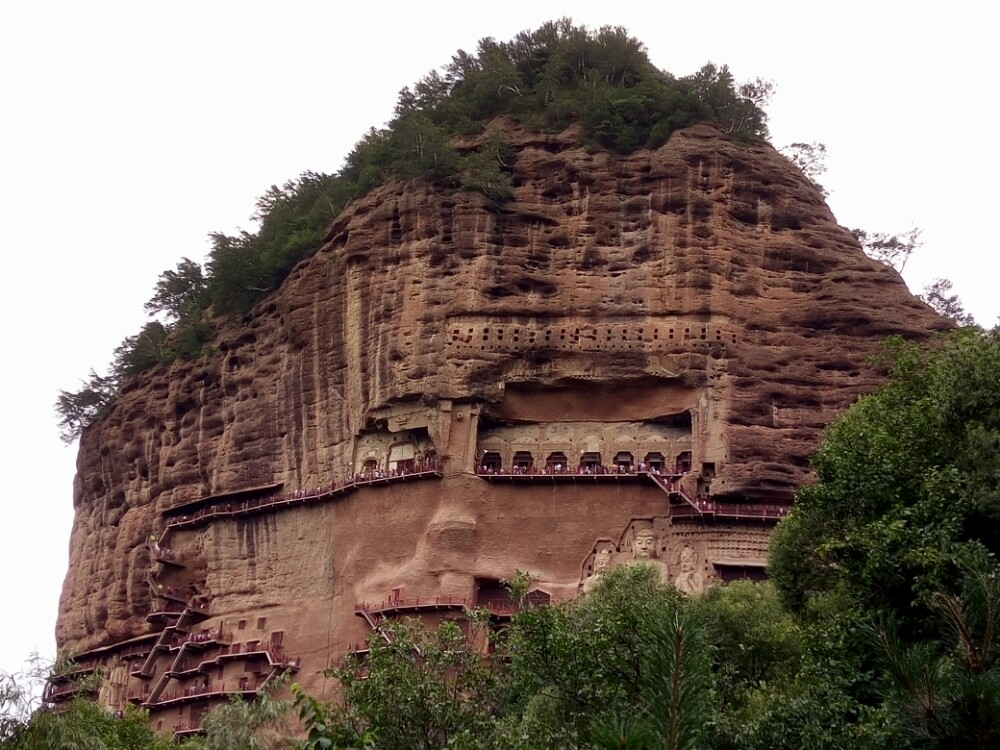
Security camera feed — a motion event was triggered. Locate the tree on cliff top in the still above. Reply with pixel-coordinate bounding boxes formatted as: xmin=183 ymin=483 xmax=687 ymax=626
xmin=781 ymin=141 xmax=828 ymax=197
xmin=921 ymin=277 xmax=976 ymax=326
xmin=851 ymin=227 xmax=921 ymax=274
xmin=144 ymin=258 xmax=205 ymax=322
xmin=55 ymin=370 xmax=117 ymax=443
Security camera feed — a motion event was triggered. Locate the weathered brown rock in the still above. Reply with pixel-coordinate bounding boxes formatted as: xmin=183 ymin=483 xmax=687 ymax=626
xmin=55 ymin=122 xmax=948 ymax=725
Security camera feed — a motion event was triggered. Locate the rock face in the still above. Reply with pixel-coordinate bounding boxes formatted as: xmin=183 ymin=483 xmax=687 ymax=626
xmin=54 ymin=122 xmax=948 ymax=727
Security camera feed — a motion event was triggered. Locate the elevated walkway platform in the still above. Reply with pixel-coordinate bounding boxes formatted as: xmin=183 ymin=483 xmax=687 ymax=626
xmin=163 ymin=469 xmax=443 ymax=531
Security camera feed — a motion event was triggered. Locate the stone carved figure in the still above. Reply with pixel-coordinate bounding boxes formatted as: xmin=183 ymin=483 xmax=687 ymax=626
xmin=581 ymin=546 xmax=614 ymax=594
xmin=673 ymin=544 xmax=705 ymax=595
xmin=633 ymin=528 xmax=657 ymax=560
xmin=628 ymin=527 xmax=669 ymax=584
xmin=98 ymin=663 xmax=129 ymax=712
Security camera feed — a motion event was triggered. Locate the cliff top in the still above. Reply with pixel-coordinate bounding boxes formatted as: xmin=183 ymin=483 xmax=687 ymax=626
xmin=56 ymin=20 xmax=775 ymax=443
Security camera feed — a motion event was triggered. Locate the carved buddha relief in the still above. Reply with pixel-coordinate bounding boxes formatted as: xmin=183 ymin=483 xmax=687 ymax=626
xmin=581 ymin=546 xmax=614 ymax=594
xmin=627 ymin=527 xmax=670 ymax=584
xmin=673 ymin=544 xmax=705 ymax=595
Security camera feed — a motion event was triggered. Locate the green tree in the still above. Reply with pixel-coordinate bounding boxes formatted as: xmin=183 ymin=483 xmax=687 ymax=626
xmin=55 ymin=370 xmax=117 ymax=443
xmin=509 ymin=565 xmax=710 ymax=750
xmin=2 ymin=657 xmax=171 ymax=750
xmin=6 ymin=701 xmax=172 ymax=750
xmin=693 ymin=581 xmax=802 ymax=710
xmin=296 ymin=566 xmax=716 ymax=750
xmin=1 ymin=658 xmax=43 ymax=745
xmin=459 ymin=135 xmax=516 ymax=202
xmin=205 ymin=231 xmax=270 ymax=316
xmin=145 ymin=258 xmax=206 ymax=322
xmin=781 ymin=142 xmax=828 ymax=197
xmin=307 ymin=617 xmax=509 ymax=750
xmin=921 ymin=278 xmax=976 ymax=326
xmin=771 ymin=328 xmax=1000 ymax=628
xmin=388 ymin=113 xmax=460 ymax=179
xmin=252 ymin=172 xmax=343 ymax=282
xmin=761 ymin=328 xmax=1000 ymax=748
xmin=867 ymin=551 xmax=1000 ymax=749
xmin=110 ymin=321 xmax=171 ymax=381
xmin=685 ymin=63 xmax=770 ymax=139
xmin=180 ymin=682 xmax=293 ymax=750
xmin=851 ymin=227 xmax=921 ymax=273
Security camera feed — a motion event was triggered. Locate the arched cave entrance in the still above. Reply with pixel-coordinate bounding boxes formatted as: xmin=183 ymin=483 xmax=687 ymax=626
xmin=614 ymin=451 xmax=634 ymax=472
xmin=545 ymin=452 xmax=568 ymax=472
xmin=388 ymin=442 xmax=416 ymax=473
xmin=644 ymin=452 xmax=665 ymax=472
xmin=512 ymin=451 xmax=534 ymax=473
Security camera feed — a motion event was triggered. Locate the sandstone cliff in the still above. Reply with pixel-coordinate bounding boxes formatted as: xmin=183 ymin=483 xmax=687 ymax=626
xmin=57 ymin=122 xmax=948 ymax=688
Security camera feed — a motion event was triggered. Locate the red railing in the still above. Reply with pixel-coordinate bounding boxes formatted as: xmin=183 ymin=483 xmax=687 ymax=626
xmin=149 ymin=647 xmax=298 ymax=707
xmin=670 ymin=500 xmax=790 ymax=520
xmin=175 ymin=643 xmax=300 ymax=671
xmin=125 ymin=686 xmax=151 ymax=703
xmin=480 ymin=601 xmax=521 ymax=617
xmin=174 ymin=626 xmax=230 ymax=648
xmin=147 ymin=598 xmax=210 ymax=620
xmin=356 ymin=595 xmax=525 ymax=620
xmin=44 ymin=681 xmax=88 ymax=702
xmin=356 ymin=595 xmax=471 ymax=615
xmin=154 ymin=548 xmax=182 ymax=564
xmin=153 ymin=681 xmax=247 ymax=706
xmin=48 ymin=659 xmax=99 ymax=682
xmin=476 ymin=467 xmax=781 ymax=519
xmin=172 ymin=722 xmax=205 ymax=738
xmin=120 ymin=644 xmax=154 ymax=659
xmin=167 ymin=658 xmax=202 ymax=677
xmin=474 ymin=466 xmax=787 ymax=520
xmin=147 ymin=601 xmax=186 ymax=618
xmin=156 ymin=584 xmax=191 ymax=603
xmin=164 ymin=465 xmax=442 ymax=530
xmin=476 ymin=464 xmax=687 ymax=479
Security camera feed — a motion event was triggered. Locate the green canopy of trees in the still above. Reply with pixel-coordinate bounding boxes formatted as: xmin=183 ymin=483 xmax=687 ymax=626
xmin=766 ymin=327 xmax=1000 ymax=748
xmin=770 ymin=328 xmax=1000 ymax=622
xmin=296 ymin=566 xmax=783 ymax=750
xmin=1 ymin=660 xmax=172 ymax=750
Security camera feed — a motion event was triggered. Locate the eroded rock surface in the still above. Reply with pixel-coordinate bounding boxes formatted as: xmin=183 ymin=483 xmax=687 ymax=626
xmin=56 ymin=123 xmax=948 ymax=719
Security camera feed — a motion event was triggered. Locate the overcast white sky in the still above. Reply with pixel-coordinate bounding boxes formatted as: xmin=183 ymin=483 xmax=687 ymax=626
xmin=1 ymin=1 xmax=996 ymax=677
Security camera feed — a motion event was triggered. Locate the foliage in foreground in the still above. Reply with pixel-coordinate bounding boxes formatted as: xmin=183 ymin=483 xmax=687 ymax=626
xmin=1 ymin=698 xmax=171 ymax=750
xmin=293 ymin=567 xmax=798 ymax=750
xmin=770 ymin=328 xmax=1000 ymax=625
xmin=176 ymin=680 xmax=294 ymax=750
xmin=322 ymin=616 xmax=509 ymax=750
xmin=869 ymin=551 xmax=1000 ymax=749
xmin=766 ymin=326 xmax=1000 ymax=748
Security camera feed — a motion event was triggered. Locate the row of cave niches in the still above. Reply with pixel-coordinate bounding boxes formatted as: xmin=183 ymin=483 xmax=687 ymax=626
xmin=449 ymin=325 xmax=737 ymax=352
xmin=479 ymin=449 xmax=692 ymax=475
